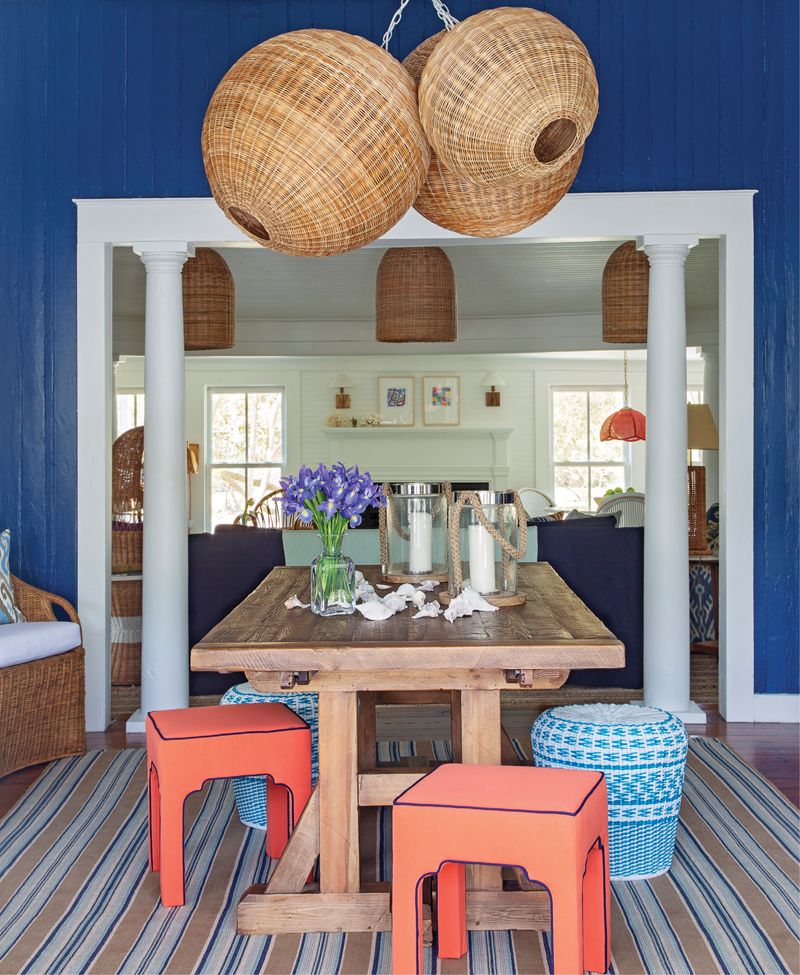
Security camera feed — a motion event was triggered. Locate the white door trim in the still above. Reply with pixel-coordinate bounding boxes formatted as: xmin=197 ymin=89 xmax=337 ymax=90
xmin=75 ymin=190 xmax=757 ymax=730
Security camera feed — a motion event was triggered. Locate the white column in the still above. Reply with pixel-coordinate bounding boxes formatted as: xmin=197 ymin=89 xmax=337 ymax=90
xmin=127 ymin=244 xmax=194 ymax=733
xmin=638 ymin=235 xmax=705 ymax=725
xmin=701 ymin=347 xmax=720 ymax=505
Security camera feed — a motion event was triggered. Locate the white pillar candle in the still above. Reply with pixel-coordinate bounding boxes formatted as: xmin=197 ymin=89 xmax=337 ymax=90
xmin=468 ymin=523 xmax=496 ymax=594
xmin=408 ymin=510 xmax=433 ymax=574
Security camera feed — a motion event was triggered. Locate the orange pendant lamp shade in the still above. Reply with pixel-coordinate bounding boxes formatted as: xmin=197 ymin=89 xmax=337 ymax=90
xmin=599 ymin=408 xmax=646 ymax=443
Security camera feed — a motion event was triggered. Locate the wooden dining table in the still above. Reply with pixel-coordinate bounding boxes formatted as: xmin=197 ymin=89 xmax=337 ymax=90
xmin=191 ymin=562 xmax=624 ymax=936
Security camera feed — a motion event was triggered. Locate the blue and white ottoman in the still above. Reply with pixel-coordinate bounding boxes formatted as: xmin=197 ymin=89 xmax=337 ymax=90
xmin=220 ymin=682 xmax=318 ymax=830
xmin=531 ymin=703 xmax=688 ymax=880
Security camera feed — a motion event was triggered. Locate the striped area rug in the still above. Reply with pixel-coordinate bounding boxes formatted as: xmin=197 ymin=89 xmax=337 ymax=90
xmin=0 ymin=738 xmax=797 ymax=975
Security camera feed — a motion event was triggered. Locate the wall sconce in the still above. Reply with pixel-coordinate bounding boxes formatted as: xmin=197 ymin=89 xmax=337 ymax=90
xmin=328 ymin=373 xmax=353 ymax=410
xmin=481 ymin=372 xmax=506 ymax=407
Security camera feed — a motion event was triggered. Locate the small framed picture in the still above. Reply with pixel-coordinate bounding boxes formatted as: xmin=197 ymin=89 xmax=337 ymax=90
xmin=423 ymin=375 xmax=460 ymax=426
xmin=377 ymin=376 xmax=415 ymax=426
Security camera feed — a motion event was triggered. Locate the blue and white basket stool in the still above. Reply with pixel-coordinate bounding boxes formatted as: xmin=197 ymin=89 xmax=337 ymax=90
xmin=220 ymin=682 xmax=318 ymax=830
xmin=531 ymin=703 xmax=688 ymax=880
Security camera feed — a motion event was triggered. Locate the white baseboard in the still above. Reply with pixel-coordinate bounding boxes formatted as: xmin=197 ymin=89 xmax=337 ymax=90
xmin=125 ymin=708 xmax=147 ymax=734
xmin=753 ymin=694 xmax=800 ymax=723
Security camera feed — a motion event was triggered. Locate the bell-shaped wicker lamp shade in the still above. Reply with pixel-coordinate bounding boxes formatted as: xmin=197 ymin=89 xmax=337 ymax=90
xmin=182 ymin=248 xmax=235 ymax=351
xmin=418 ymin=8 xmax=598 ymax=188
xmin=602 ymin=241 xmax=649 ymax=343
xmin=376 ymin=247 xmax=457 ymax=343
xmin=404 ymin=34 xmax=583 ymax=237
xmin=202 ymin=30 xmax=429 ymax=257
xmin=599 ymin=408 xmax=647 ymax=443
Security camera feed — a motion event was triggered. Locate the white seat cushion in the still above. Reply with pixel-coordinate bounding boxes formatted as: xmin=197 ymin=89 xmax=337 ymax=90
xmin=0 ymin=622 xmax=82 ymax=669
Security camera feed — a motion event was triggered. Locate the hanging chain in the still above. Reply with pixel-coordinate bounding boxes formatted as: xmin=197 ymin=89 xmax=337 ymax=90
xmin=382 ymin=0 xmax=459 ymax=51
xmin=623 ymin=351 xmax=630 ymax=408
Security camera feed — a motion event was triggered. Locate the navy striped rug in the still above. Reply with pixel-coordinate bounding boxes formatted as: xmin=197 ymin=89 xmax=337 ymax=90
xmin=0 ymin=738 xmax=797 ymax=974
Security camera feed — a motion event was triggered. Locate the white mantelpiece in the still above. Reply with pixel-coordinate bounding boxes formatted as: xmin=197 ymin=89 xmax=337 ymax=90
xmin=322 ymin=427 xmax=513 ymax=488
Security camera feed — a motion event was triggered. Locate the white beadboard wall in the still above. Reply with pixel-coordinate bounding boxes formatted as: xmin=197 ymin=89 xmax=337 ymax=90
xmin=114 ymin=353 xmax=704 ymax=532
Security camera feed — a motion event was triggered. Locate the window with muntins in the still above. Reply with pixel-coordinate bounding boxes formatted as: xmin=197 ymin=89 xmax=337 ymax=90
xmin=550 ymin=387 xmax=630 ymax=510
xmin=207 ymin=388 xmax=285 ymax=529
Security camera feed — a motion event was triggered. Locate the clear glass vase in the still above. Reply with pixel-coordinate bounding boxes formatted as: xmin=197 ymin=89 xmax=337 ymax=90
xmin=310 ymin=540 xmax=356 ymax=617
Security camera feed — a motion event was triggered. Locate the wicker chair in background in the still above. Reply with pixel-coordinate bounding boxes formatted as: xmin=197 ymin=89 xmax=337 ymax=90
xmin=112 ymin=425 xmax=144 ymax=573
xmin=596 ymin=492 xmax=646 ymax=528
xmin=517 ymin=487 xmax=554 ymax=519
xmin=0 ymin=577 xmax=86 ymax=777
xmin=237 ymin=488 xmax=315 ymax=530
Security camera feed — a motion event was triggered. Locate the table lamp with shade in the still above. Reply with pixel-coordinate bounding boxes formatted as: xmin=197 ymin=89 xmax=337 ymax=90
xmin=328 ymin=373 xmax=353 ymax=410
xmin=687 ymin=404 xmax=718 ymax=555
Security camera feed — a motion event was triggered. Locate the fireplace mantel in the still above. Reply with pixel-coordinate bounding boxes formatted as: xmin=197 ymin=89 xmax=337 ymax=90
xmin=322 ymin=427 xmax=513 ymax=488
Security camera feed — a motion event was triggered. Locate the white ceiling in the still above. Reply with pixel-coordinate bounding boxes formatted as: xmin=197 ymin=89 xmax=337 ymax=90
xmin=113 ymin=238 xmax=719 ymax=357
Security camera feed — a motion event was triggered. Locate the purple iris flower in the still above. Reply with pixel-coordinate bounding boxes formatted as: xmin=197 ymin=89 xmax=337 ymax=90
xmin=297 ymin=507 xmax=314 ymax=525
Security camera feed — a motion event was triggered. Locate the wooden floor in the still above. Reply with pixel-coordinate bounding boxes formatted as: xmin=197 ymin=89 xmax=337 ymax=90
xmin=1 ymin=703 xmax=797 ymax=819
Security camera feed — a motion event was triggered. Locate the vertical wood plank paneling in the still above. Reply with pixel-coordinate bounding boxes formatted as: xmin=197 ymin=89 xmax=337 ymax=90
xmin=0 ymin=0 xmax=796 ymax=690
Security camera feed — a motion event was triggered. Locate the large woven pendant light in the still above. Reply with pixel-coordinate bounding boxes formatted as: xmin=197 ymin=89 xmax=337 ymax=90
xmin=404 ymin=33 xmax=583 ymax=237
xmin=602 ymin=241 xmax=649 ymax=343
xmin=600 ymin=353 xmax=646 ymax=442
xmin=376 ymin=247 xmax=456 ymax=343
xmin=418 ymin=7 xmax=598 ymax=188
xmin=182 ymin=248 xmax=235 ymax=351
xmin=202 ymin=30 xmax=429 ymax=257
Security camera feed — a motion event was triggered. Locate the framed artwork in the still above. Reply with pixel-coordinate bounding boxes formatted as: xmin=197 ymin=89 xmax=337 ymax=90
xmin=423 ymin=375 xmax=461 ymax=426
xmin=377 ymin=376 xmax=415 ymax=426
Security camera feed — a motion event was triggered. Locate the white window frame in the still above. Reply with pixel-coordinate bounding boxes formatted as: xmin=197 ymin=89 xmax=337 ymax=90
xmin=115 ymin=386 xmax=145 ymax=438
xmin=550 ymin=384 xmax=632 ymax=509
xmin=205 ymin=385 xmax=286 ymax=531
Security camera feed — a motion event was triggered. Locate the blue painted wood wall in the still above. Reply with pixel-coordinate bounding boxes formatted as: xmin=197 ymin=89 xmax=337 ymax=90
xmin=0 ymin=0 xmax=797 ymax=694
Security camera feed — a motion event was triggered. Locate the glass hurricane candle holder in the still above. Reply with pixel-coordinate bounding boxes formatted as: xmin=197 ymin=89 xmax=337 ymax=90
xmin=379 ymin=482 xmax=449 ymax=584
xmin=446 ymin=490 xmax=528 ymax=606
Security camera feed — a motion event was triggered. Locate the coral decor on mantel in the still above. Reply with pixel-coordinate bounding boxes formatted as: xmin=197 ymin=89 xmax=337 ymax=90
xmin=201 ymin=2 xmax=599 ymax=255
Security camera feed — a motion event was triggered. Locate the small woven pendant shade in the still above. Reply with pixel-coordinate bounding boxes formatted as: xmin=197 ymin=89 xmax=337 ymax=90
xmin=202 ymin=30 xmax=429 ymax=257
xmin=418 ymin=7 xmax=598 ymax=188
xmin=602 ymin=241 xmax=649 ymax=343
xmin=182 ymin=248 xmax=235 ymax=351
xmin=376 ymin=247 xmax=457 ymax=343
xmin=404 ymin=34 xmax=583 ymax=237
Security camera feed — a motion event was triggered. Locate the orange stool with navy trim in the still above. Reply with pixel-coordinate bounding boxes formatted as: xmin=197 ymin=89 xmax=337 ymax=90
xmin=392 ymin=764 xmax=610 ymax=975
xmin=146 ymin=703 xmax=312 ymax=907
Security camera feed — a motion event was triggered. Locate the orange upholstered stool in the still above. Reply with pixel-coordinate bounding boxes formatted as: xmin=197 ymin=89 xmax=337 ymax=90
xmin=392 ymin=764 xmax=610 ymax=975
xmin=146 ymin=703 xmax=312 ymax=907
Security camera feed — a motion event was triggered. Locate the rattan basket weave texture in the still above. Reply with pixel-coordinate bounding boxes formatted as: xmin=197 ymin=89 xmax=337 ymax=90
xmin=418 ymin=7 xmax=598 ymax=188
xmin=112 ymin=425 xmax=144 ymax=573
xmin=405 ymin=32 xmax=583 ymax=237
xmin=1 ymin=577 xmax=86 ymax=777
xmin=111 ymin=577 xmax=142 ymax=685
xmin=202 ymin=29 xmax=429 ymax=257
xmin=183 ymin=248 xmax=235 ymax=351
xmin=376 ymin=247 xmax=457 ymax=343
xmin=602 ymin=241 xmax=649 ymax=343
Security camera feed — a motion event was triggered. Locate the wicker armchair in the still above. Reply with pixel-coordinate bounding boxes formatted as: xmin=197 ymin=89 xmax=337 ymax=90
xmin=596 ymin=492 xmax=646 ymax=528
xmin=0 ymin=577 xmax=86 ymax=777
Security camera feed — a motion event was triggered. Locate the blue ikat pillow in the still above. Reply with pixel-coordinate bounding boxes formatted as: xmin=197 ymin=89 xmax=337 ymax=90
xmin=0 ymin=529 xmax=25 ymax=624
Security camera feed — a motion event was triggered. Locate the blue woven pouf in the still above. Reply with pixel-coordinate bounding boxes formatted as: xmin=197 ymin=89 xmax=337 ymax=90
xmin=531 ymin=703 xmax=688 ymax=880
xmin=219 ymin=682 xmax=318 ymax=831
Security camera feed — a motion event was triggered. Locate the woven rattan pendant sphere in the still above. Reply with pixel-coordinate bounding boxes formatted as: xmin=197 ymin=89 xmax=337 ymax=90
xmin=404 ymin=34 xmax=582 ymax=237
xmin=182 ymin=248 xmax=235 ymax=351
xmin=418 ymin=7 xmax=598 ymax=188
xmin=602 ymin=242 xmax=649 ymax=344
xmin=202 ymin=30 xmax=429 ymax=257
xmin=376 ymin=247 xmax=456 ymax=343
